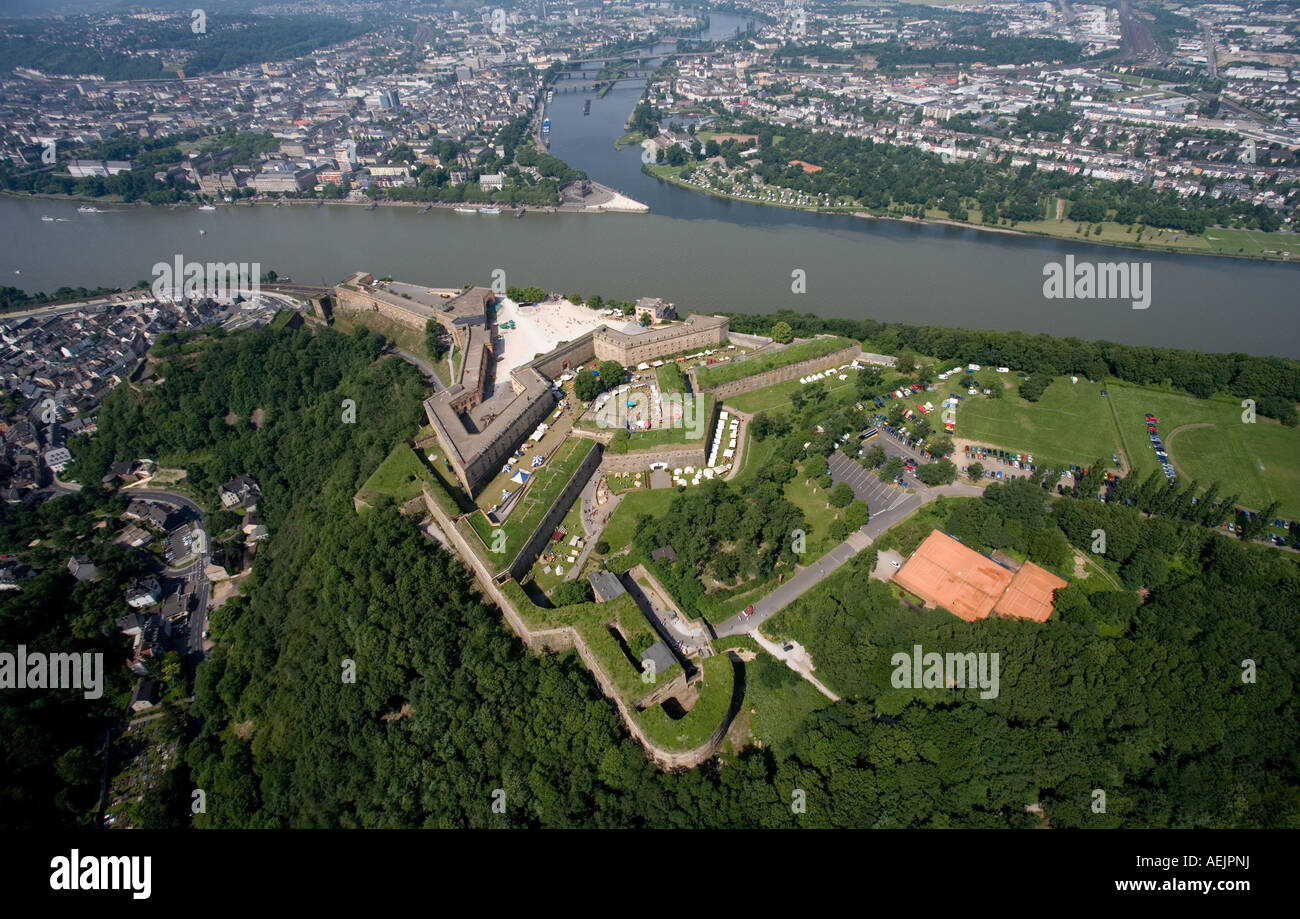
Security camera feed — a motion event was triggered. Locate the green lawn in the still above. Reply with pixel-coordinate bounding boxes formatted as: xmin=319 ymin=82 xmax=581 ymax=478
xmin=1106 ymin=381 xmax=1300 ymax=516
xmin=725 ymin=372 xmax=856 ymax=415
xmin=955 ymin=376 xmax=1300 ymax=516
xmin=955 ymin=376 xmax=1124 ymax=474
xmin=731 ymin=435 xmax=778 ymax=488
xmin=602 ymin=487 xmax=680 ymax=551
xmin=634 ymin=653 xmax=736 ymax=752
xmin=356 ymin=443 xmax=447 ymax=508
xmin=717 ymin=636 xmax=833 ymax=749
xmin=656 ymin=361 xmax=686 ymax=393
xmin=782 ymin=464 xmax=845 ymax=563
xmin=467 ymin=437 xmax=595 ymax=557
xmin=695 ymin=337 xmax=856 ymax=389
xmin=525 ymin=491 xmax=587 ymax=593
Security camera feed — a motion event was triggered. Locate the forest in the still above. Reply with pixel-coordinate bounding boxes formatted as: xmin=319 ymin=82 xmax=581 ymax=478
xmin=631 ymin=478 xmax=808 ymax=616
xmin=0 ymin=487 xmax=150 ymax=829
xmin=8 ymin=322 xmax=1294 ymax=829
xmin=0 ymin=16 xmax=370 ymax=81
xmin=705 ymin=119 xmax=1285 ymax=233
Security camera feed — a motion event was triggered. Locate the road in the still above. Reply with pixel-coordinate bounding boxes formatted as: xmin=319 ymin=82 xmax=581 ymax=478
xmin=389 ymin=346 xmax=445 ymax=392
xmin=565 ymin=468 xmax=621 ymax=580
xmin=870 ymin=422 xmax=937 ymax=469
xmin=714 ymin=450 xmax=983 ymax=638
xmin=747 ymin=629 xmax=840 ymax=702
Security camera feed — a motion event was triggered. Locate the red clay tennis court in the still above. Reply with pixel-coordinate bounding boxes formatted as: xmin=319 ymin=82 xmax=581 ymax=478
xmin=894 ymin=530 xmax=1066 ymax=623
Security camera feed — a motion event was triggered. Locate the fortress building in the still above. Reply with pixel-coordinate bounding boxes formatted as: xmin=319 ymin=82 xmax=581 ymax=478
xmin=334 ymin=273 xmax=728 ymax=495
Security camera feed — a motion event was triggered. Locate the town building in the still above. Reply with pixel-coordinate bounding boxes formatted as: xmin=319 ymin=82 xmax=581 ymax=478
xmin=218 ymin=474 xmax=261 ymax=508
xmin=67 ymin=554 xmax=98 ymax=581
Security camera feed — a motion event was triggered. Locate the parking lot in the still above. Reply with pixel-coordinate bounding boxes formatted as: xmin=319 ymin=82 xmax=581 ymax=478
xmin=871 ymin=421 xmax=937 ymax=467
xmin=827 ymin=450 xmax=913 ymax=517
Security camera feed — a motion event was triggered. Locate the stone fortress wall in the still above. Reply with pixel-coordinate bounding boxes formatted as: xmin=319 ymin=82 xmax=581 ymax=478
xmin=695 ymin=342 xmax=862 ymax=401
xmin=335 ymin=272 xmax=731 ymax=497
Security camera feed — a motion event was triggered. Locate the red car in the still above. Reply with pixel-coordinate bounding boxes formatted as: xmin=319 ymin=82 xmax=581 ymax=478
xmin=741 ymin=605 xmax=754 ymax=618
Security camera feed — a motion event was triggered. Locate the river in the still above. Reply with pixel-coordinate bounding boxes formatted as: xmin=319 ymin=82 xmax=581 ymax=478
xmin=1 ymin=12 xmax=1296 ymax=358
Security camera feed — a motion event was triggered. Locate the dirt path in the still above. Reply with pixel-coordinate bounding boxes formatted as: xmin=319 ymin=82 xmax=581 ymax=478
xmin=1073 ymin=547 xmax=1120 ymax=589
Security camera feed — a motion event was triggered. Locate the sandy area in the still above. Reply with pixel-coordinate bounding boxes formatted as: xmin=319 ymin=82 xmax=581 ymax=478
xmin=586 ymin=190 xmax=649 ymax=213
xmin=492 ymin=298 xmax=618 ymax=386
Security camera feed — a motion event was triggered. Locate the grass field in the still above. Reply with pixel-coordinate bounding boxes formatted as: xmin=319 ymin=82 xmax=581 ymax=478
xmin=725 ymin=638 xmax=833 ymax=748
xmin=602 ymin=487 xmax=679 ymax=550
xmin=724 ymin=365 xmax=908 ymax=415
xmin=725 ymin=371 xmax=855 ymax=415
xmin=1106 ymin=382 xmax=1300 ymax=516
xmin=955 ymin=376 xmax=1300 ymax=516
xmin=941 ymin=208 xmax=1300 ymax=261
xmin=656 ymin=361 xmax=686 ymax=393
xmin=634 ymin=653 xmax=736 ymax=752
xmin=695 ymin=336 xmax=856 ymax=389
xmin=355 ymin=443 xmax=443 ymax=508
xmin=467 ymin=437 xmax=595 ymax=554
xmin=525 ymin=491 xmax=586 ymax=592
xmin=956 ymin=376 xmax=1123 ymax=474
xmin=731 ymin=435 xmax=778 ymax=488
xmin=782 ymin=462 xmax=847 ymax=564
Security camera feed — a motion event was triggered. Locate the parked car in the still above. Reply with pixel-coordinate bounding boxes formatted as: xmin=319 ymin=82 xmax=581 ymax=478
xmin=741 ymin=605 xmax=754 ymax=619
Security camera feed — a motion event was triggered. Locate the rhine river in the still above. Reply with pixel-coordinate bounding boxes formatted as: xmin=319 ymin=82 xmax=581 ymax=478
xmin=1 ymin=14 xmax=1296 ymax=357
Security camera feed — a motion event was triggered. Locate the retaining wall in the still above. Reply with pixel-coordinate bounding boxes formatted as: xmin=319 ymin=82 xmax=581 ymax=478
xmin=418 ymin=484 xmax=728 ymax=771
xmin=503 ymin=439 xmax=602 ymax=582
xmin=694 ymin=344 xmax=861 ymax=401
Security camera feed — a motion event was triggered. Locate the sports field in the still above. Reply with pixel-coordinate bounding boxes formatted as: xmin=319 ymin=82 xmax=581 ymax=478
xmin=955 ymin=377 xmax=1122 ymax=474
xmin=955 ymin=376 xmax=1300 ymax=516
xmin=1105 ymin=382 xmax=1300 ymax=517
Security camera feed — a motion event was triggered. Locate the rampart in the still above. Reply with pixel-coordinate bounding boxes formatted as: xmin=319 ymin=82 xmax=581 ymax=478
xmin=693 ymin=343 xmax=862 ymax=400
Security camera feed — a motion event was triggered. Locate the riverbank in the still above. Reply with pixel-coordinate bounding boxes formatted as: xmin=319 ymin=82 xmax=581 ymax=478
xmin=5 ymin=179 xmax=1296 ymax=358
xmin=2 ymin=187 xmax=650 ymax=215
xmin=644 ymin=166 xmax=1300 ymax=264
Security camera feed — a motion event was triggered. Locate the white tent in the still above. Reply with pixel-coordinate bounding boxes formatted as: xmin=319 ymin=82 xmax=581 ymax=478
xmin=510 ymin=470 xmax=530 ymax=485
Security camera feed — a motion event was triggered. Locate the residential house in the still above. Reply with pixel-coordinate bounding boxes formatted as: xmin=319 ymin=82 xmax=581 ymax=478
xmin=219 ymin=474 xmax=261 ymax=509
xmin=67 ymin=554 xmax=98 ymax=581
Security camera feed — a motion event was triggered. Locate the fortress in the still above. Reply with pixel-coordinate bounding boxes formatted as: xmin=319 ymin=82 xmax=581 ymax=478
xmin=333 ymin=273 xmax=728 ymax=495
